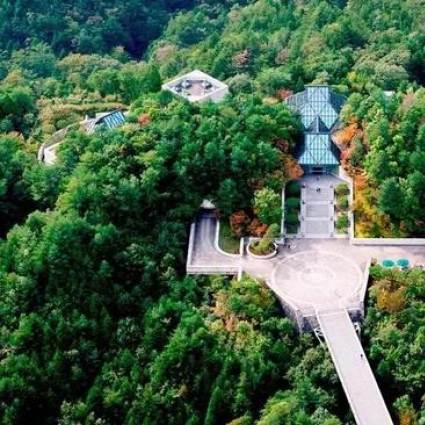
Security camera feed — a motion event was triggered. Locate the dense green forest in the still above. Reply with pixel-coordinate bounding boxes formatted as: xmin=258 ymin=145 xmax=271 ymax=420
xmin=1 ymin=0 xmax=425 ymax=424
xmin=0 ymin=0 xmax=196 ymax=57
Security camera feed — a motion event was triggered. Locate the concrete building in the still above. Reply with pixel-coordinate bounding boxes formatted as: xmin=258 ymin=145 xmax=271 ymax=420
xmin=162 ymin=69 xmax=229 ymax=103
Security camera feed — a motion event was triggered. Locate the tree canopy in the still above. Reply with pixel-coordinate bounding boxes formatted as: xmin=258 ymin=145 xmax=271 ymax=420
xmin=1 ymin=0 xmax=425 ymax=423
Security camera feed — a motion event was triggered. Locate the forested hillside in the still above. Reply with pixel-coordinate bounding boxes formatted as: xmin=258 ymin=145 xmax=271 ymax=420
xmin=0 ymin=0 xmax=197 ymax=57
xmin=1 ymin=0 xmax=425 ymax=424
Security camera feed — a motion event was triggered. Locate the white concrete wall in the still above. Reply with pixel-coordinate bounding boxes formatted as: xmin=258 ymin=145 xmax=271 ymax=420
xmin=187 ymin=265 xmax=241 ymax=275
xmin=279 ymin=186 xmax=286 ymax=242
xmin=208 ymin=86 xmax=229 ymax=103
xmin=186 ymin=222 xmax=196 ymax=269
xmin=351 ymin=238 xmax=425 ymax=246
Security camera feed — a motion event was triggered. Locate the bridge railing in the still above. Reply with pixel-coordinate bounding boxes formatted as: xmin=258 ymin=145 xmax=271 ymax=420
xmin=187 ymin=265 xmax=241 ymax=275
xmin=186 ymin=222 xmax=196 ymax=270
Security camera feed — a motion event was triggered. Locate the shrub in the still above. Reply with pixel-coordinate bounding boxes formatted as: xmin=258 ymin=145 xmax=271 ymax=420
xmin=335 ymin=183 xmax=349 ymax=196
xmin=229 ymin=211 xmax=250 ymax=237
xmin=285 ymin=212 xmax=299 ymax=225
xmin=336 ymin=196 xmax=349 ymax=211
xmin=247 ymin=218 xmax=268 ymax=237
xmin=286 ymin=181 xmax=301 ymax=197
xmin=336 ymin=213 xmax=349 ymax=231
xmin=286 ymin=223 xmax=298 ymax=234
xmin=254 ymin=188 xmax=282 ymax=225
xmin=285 ymin=197 xmax=300 ymax=211
xmin=253 ymin=223 xmax=280 ymax=254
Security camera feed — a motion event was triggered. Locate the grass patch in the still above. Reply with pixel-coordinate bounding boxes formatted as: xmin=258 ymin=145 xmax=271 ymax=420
xmin=219 ymin=221 xmax=240 ymax=254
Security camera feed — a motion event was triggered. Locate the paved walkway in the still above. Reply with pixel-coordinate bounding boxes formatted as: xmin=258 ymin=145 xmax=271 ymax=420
xmin=189 ymin=216 xmax=425 ymax=308
xmin=299 ymin=175 xmax=341 ymax=238
xmin=317 ymin=310 xmax=393 ymax=425
xmin=270 ymin=250 xmax=362 ymax=311
xmin=187 ymin=216 xmax=425 ymax=425
xmin=191 ymin=214 xmax=227 ymax=265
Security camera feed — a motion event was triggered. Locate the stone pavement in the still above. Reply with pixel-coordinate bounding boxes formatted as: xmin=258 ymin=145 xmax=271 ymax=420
xmin=187 ymin=216 xmax=425 ymax=424
xmin=269 ymin=250 xmax=362 ymax=311
xmin=189 ymin=216 xmax=425 ymax=305
xmin=298 ymin=174 xmax=348 ymax=239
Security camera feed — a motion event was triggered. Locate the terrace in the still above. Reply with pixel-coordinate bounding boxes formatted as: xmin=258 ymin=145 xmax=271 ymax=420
xmin=162 ymin=69 xmax=229 ymax=103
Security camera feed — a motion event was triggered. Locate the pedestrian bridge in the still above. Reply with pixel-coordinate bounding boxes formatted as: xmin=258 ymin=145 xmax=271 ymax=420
xmin=183 ymin=214 xmax=425 ymax=424
xmin=317 ymin=309 xmax=393 ymax=425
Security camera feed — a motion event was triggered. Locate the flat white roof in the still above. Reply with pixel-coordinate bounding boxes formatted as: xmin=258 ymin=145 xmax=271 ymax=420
xmin=162 ymin=69 xmax=228 ymax=102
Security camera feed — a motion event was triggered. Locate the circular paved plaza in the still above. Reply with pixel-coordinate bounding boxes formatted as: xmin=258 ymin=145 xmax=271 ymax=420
xmin=269 ymin=250 xmax=363 ymax=310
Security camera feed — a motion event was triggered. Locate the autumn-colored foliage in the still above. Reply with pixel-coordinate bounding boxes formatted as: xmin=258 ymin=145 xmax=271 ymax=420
xmin=352 ymin=173 xmax=406 ymax=237
xmin=137 ymin=113 xmax=150 ymax=125
xmin=334 ymin=120 xmax=358 ymax=146
xmin=376 ymin=287 xmax=407 ymax=314
xmin=398 ymin=407 xmax=417 ymax=425
xmin=247 ymin=218 xmax=268 ymax=237
xmin=283 ymin=156 xmax=304 ymax=180
xmin=276 ymin=88 xmax=293 ymax=100
xmin=273 ymin=138 xmax=290 ymax=152
xmin=229 ymin=210 xmax=250 ymax=237
xmin=233 ymin=49 xmax=250 ymax=68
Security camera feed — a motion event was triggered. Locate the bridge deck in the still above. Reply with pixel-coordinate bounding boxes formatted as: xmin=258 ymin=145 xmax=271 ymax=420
xmin=317 ymin=309 xmax=393 ymax=425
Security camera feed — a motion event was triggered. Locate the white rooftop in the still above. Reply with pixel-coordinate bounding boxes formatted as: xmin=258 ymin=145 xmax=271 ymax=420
xmin=162 ymin=69 xmax=229 ymax=103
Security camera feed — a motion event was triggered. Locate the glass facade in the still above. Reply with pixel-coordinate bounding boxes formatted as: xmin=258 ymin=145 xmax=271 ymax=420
xmin=299 ymin=134 xmax=340 ymax=166
xmin=285 ymin=85 xmax=346 ymax=172
xmin=86 ymin=110 xmax=126 ymax=134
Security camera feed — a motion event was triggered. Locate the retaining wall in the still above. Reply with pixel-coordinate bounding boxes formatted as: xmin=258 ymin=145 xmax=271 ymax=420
xmin=359 ymin=258 xmax=371 ymax=318
xmin=351 ymin=237 xmax=425 ymax=246
xmin=280 ymin=186 xmax=286 ymax=241
xmin=187 ymin=265 xmax=241 ymax=275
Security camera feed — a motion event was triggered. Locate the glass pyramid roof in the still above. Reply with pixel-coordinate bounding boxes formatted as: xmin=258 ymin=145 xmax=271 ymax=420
xmin=286 ymin=85 xmax=345 ymax=168
xmin=286 ymin=85 xmax=345 ymax=132
xmin=298 ymin=134 xmax=339 ymax=166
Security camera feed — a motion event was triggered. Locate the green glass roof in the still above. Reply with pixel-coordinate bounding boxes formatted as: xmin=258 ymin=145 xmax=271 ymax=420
xmin=286 ymin=85 xmax=345 ymax=168
xmin=286 ymin=85 xmax=345 ymax=132
xmin=298 ymin=134 xmax=339 ymax=166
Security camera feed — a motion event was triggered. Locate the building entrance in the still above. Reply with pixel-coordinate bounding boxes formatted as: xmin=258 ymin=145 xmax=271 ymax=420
xmin=311 ymin=166 xmax=324 ymax=174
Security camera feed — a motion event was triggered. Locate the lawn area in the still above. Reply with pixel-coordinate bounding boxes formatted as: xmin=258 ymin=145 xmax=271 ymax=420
xmin=218 ymin=221 xmax=240 ymax=254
